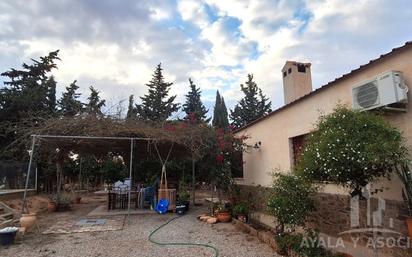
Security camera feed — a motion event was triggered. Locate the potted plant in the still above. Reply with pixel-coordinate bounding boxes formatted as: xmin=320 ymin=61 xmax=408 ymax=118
xmin=397 ymin=163 xmax=412 ymax=239
xmin=177 ymin=181 xmax=190 ymax=212
xmin=215 ymin=201 xmax=231 ymax=222
xmin=233 ymin=202 xmax=249 ymax=223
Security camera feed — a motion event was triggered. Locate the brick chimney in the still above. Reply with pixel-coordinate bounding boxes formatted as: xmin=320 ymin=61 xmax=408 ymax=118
xmin=282 ymin=61 xmax=312 ymax=104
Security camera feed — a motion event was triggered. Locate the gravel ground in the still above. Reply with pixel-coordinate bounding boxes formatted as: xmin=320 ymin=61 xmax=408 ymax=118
xmin=1 ymin=205 xmax=279 ymax=257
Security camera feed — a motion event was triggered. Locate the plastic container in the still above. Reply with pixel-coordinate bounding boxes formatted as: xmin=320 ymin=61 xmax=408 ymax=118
xmin=0 ymin=227 xmax=18 ymax=246
xmin=156 ymin=199 xmax=169 ymax=214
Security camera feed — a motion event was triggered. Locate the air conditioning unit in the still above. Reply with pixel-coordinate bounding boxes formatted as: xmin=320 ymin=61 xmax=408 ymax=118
xmin=352 ymin=71 xmax=409 ymax=111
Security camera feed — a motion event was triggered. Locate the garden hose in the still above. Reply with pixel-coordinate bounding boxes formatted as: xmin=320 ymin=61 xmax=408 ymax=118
xmin=148 ymin=215 xmax=219 ymax=257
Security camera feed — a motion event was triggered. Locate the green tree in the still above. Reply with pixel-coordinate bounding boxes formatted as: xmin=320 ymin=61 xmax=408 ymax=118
xmin=0 ymin=50 xmax=60 ymax=158
xmin=212 ymin=90 xmax=229 ymax=129
xmin=126 ymin=95 xmax=136 ymax=121
xmin=136 ymin=64 xmax=179 ymax=121
xmin=230 ymin=74 xmax=271 ymax=128
xmin=85 ymin=86 xmax=105 ymax=117
xmin=296 ymin=106 xmax=408 ymax=197
xmin=182 ymin=78 xmax=209 ymax=122
xmin=58 ymin=80 xmax=83 ymax=117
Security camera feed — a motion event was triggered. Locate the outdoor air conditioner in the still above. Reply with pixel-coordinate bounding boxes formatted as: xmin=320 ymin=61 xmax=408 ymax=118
xmin=352 ymin=71 xmax=409 ymax=111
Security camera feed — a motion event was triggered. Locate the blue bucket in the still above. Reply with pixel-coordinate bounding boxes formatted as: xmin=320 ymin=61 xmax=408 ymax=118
xmin=156 ymin=199 xmax=169 ymax=214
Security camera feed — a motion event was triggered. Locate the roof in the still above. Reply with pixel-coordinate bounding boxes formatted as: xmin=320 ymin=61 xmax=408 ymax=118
xmin=235 ymin=41 xmax=412 ymax=133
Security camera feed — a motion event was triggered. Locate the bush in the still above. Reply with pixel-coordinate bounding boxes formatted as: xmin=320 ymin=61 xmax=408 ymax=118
xmin=233 ymin=202 xmax=249 ymax=216
xmin=267 ymin=173 xmax=315 ymax=234
xmin=296 ymin=105 xmax=408 ymax=196
xmin=275 ymin=229 xmax=345 ymax=257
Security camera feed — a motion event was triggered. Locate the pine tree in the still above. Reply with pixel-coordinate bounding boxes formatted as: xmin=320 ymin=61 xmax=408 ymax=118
xmin=45 ymin=76 xmax=57 ymax=114
xmin=58 ymin=80 xmax=83 ymax=116
xmin=230 ymin=74 xmax=271 ymax=128
xmin=136 ymin=64 xmax=179 ymax=121
xmin=126 ymin=95 xmax=137 ymax=120
xmin=212 ymin=90 xmax=229 ymax=129
xmin=85 ymin=86 xmax=105 ymax=117
xmin=182 ymin=78 xmax=210 ymax=123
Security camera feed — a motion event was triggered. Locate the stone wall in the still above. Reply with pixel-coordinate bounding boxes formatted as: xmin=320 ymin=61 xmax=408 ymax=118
xmin=237 ymin=185 xmax=409 ymax=236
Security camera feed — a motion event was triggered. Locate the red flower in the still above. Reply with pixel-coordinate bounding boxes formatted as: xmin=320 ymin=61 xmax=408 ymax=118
xmin=216 ymin=154 xmax=224 ymax=164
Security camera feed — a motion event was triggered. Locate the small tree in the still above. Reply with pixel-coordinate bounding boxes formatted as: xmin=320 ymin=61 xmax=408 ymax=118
xmin=296 ymin=106 xmax=408 ymax=197
xmin=85 ymin=86 xmax=106 ymax=117
xmin=267 ymin=173 xmax=315 ymax=234
xmin=212 ymin=90 xmax=229 ymax=129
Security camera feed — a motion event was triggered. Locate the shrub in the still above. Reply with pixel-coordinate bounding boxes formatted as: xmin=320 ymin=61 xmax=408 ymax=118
xmin=267 ymin=173 xmax=315 ymax=234
xmin=296 ymin=105 xmax=408 ymax=197
xmin=232 ymin=202 xmax=249 ymax=216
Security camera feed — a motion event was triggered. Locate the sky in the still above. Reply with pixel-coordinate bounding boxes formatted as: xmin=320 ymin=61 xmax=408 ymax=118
xmin=0 ymin=0 xmax=411 ymax=118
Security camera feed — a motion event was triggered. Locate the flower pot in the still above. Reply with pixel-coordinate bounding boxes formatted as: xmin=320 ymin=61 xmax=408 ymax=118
xmin=20 ymin=213 xmax=37 ymax=232
xmin=236 ymin=214 xmax=248 ymax=223
xmin=216 ymin=212 xmax=231 ymax=222
xmin=176 ymin=204 xmax=187 ymax=215
xmin=0 ymin=227 xmax=18 ymax=246
xmin=407 ymin=217 xmax=412 ymax=240
xmin=48 ymin=201 xmax=57 ymax=212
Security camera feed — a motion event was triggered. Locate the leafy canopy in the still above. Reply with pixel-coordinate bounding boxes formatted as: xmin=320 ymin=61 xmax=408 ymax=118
xmin=296 ymin=106 xmax=408 ymax=196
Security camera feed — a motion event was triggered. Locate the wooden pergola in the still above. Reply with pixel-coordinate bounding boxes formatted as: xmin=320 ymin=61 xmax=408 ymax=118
xmin=19 ymin=116 xmax=215 ymax=223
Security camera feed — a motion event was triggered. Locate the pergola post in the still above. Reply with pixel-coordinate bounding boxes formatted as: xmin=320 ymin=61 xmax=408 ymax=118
xmin=22 ymin=135 xmax=36 ymax=215
xmin=127 ymin=139 xmax=134 ymax=224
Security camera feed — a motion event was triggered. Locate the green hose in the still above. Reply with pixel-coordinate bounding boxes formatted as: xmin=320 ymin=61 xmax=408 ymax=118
xmin=148 ymin=215 xmax=219 ymax=257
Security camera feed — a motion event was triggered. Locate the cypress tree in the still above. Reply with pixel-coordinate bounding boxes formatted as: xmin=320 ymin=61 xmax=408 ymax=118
xmin=58 ymin=80 xmax=83 ymax=117
xmin=126 ymin=95 xmax=137 ymax=121
xmin=212 ymin=90 xmax=229 ymax=129
xmin=230 ymin=74 xmax=271 ymax=128
xmin=182 ymin=78 xmax=210 ymax=123
xmin=136 ymin=63 xmax=179 ymax=121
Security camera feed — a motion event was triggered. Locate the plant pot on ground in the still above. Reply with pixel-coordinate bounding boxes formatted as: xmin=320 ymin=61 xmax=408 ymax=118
xmin=176 ymin=181 xmax=190 ymax=214
xmin=20 ymin=213 xmax=37 ymax=232
xmin=215 ymin=201 xmax=232 ymax=222
xmin=233 ymin=202 xmax=249 ymax=223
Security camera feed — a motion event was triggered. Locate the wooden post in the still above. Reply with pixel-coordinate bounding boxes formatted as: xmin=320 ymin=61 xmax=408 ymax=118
xmin=22 ymin=136 xmax=36 ymax=214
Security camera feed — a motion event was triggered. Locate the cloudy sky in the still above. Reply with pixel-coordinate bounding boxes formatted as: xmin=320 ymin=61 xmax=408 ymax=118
xmin=1 ymin=0 xmax=411 ymax=118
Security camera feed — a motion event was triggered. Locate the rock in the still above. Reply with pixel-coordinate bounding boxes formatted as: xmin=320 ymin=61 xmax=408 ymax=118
xmin=207 ymin=218 xmax=217 ymax=224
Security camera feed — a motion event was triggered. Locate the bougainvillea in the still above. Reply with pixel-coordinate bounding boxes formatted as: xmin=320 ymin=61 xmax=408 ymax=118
xmin=296 ymin=105 xmax=408 ymax=197
xmin=267 ymin=172 xmax=315 ymax=234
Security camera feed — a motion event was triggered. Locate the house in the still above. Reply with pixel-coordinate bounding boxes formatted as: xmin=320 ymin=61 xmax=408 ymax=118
xmin=234 ymin=42 xmax=412 ymax=237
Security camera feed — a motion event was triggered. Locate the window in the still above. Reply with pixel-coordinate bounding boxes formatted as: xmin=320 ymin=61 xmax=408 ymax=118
xmin=297 ymin=64 xmax=306 ymax=73
xmin=288 ymin=68 xmax=292 ymax=74
xmin=283 ymin=71 xmax=287 ymax=77
xmin=291 ymin=134 xmax=308 ymax=166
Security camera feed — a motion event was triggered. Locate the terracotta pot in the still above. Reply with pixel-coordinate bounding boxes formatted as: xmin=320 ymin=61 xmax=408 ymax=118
xmin=216 ymin=212 xmax=231 ymax=222
xmin=407 ymin=217 xmax=412 ymax=240
xmin=74 ymin=196 xmax=81 ymax=204
xmin=48 ymin=201 xmax=57 ymax=212
xmin=20 ymin=213 xmax=37 ymax=231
